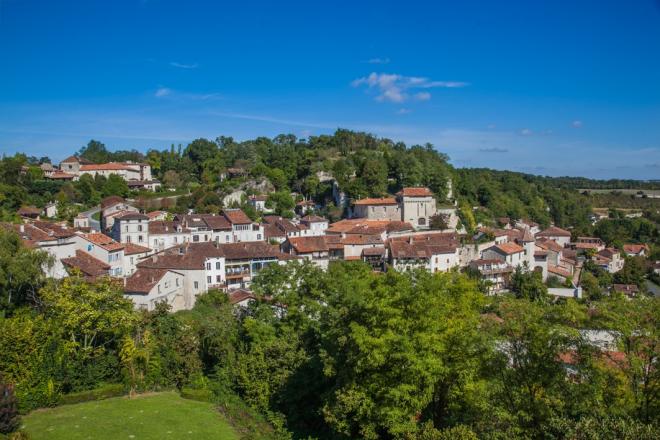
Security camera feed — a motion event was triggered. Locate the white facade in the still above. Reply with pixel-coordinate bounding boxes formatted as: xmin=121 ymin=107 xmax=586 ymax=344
xmin=125 ymin=270 xmax=185 ymax=312
xmin=204 ymin=256 xmax=226 ymax=289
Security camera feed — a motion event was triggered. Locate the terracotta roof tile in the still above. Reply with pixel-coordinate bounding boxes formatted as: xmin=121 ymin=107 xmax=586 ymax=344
xmin=353 ymin=197 xmax=397 ymax=206
xmin=124 ymin=268 xmax=175 ymax=294
xmin=396 ymin=187 xmax=433 ymax=197
xmin=62 ymin=250 xmax=111 ymax=278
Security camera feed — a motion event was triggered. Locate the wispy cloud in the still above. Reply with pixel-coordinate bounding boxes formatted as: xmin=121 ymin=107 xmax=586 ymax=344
xmin=366 ymin=57 xmax=390 ymax=64
xmin=351 ymin=72 xmax=468 ymax=103
xmin=479 ymin=147 xmax=509 ymax=153
xmin=169 ymin=61 xmax=199 ymax=69
xmin=572 ymin=120 xmax=583 ymax=128
xmin=396 ymin=108 xmax=412 ymax=115
xmin=154 ymin=87 xmax=221 ymax=101
xmin=519 ymin=128 xmax=533 ymax=136
xmin=155 ymin=87 xmax=172 ymax=97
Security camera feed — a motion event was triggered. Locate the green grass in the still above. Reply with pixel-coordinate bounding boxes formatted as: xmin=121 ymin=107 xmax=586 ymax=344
xmin=22 ymin=391 xmax=239 ymax=440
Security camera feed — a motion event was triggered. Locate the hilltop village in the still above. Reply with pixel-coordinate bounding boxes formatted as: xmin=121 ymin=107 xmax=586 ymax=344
xmin=6 ymin=153 xmax=654 ymax=312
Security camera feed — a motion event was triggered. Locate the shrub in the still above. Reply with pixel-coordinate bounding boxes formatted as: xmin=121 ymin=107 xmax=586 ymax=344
xmin=0 ymin=382 xmax=20 ymax=434
xmin=179 ymin=388 xmax=213 ymax=403
xmin=58 ymin=383 xmax=125 ymax=405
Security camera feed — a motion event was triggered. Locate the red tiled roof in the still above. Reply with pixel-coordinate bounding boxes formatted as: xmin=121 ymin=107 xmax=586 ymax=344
xmin=228 ymin=288 xmax=257 ymax=305
xmin=623 ymin=244 xmax=648 ymax=254
xmin=123 ymin=242 xmax=151 ymax=255
xmin=537 ymin=226 xmax=571 ymax=238
xmin=222 ymin=209 xmax=252 ymax=225
xmin=146 ymin=211 xmax=166 ymax=220
xmin=396 ymin=187 xmax=433 ymax=197
xmin=116 ymin=212 xmax=149 ymax=221
xmin=101 ymin=196 xmax=125 ymax=209
xmin=62 ymin=250 xmax=110 ymax=278
xmin=80 ymin=162 xmax=135 ymax=171
xmin=81 ymin=232 xmax=124 ymax=251
xmin=286 ymin=236 xmax=329 ymax=253
xmin=494 ymin=242 xmax=525 ymax=255
xmin=48 ymin=171 xmax=76 ymax=179
xmin=548 ymin=264 xmax=572 ymax=278
xmin=536 ymin=238 xmax=563 ymax=253
xmin=326 ymin=219 xmax=413 ymax=235
xmin=124 ymin=268 xmax=176 ymax=294
xmin=353 ymin=197 xmax=397 ymax=206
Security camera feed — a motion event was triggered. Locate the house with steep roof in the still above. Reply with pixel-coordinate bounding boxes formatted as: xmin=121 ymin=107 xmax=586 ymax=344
xmin=122 ymin=242 xmax=152 ymax=275
xmin=388 ymin=233 xmax=459 ymax=273
xmin=352 ymin=197 xmax=400 ymax=221
xmin=536 ymin=226 xmax=572 ymax=246
xmin=124 ymin=268 xmax=185 ymax=311
xmin=111 ymin=212 xmax=149 ymax=245
xmin=282 ymin=236 xmax=330 ymax=269
xmin=594 ymin=247 xmax=624 ymax=273
xmin=482 ymin=242 xmax=526 ymax=268
xmin=4 ymin=221 xmax=78 ymax=278
xmin=61 ymin=250 xmax=111 ymax=280
xmin=71 ymin=232 xmax=125 ymax=277
xmin=299 ymin=215 xmax=328 ymax=236
xmin=623 ymin=243 xmax=649 ymax=257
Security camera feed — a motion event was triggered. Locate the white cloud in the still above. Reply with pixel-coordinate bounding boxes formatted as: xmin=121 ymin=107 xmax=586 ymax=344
xmin=519 ymin=128 xmax=533 ymax=136
xmin=155 ymin=87 xmax=172 ymax=97
xmin=367 ymin=57 xmax=390 ymax=64
xmin=396 ymin=108 xmax=412 ymax=115
xmin=169 ymin=62 xmax=199 ymax=69
xmin=572 ymin=120 xmax=583 ymax=128
xmin=351 ymin=72 xmax=468 ymax=103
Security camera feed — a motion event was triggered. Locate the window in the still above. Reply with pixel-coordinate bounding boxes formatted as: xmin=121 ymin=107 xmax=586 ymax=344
xmin=175 ymin=278 xmax=179 ymax=286
xmin=126 ymin=236 xmax=131 ymax=243
xmin=206 ymin=262 xmax=211 ymax=270
xmin=226 ymin=235 xmax=230 ymax=242
xmin=138 ymin=225 xmax=142 ymax=232
xmin=207 ymin=276 xmax=211 ymax=284
xmin=216 ymin=262 xmax=221 ymax=270
xmin=130 ymin=257 xmax=134 ymax=264
xmin=204 ymin=234 xmax=208 ymax=241
xmin=194 ymin=281 xmax=199 ymax=289
xmin=158 ymin=284 xmax=161 ymax=293
xmin=193 ymin=235 xmax=200 ymax=242
xmin=216 ymin=275 xmax=222 ymax=282
xmin=138 ymin=235 xmax=143 ymax=243
xmin=257 ymin=234 xmax=262 ymax=240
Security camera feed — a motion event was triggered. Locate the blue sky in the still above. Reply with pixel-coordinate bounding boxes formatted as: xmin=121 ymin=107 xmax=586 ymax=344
xmin=1 ymin=0 xmax=659 ymax=179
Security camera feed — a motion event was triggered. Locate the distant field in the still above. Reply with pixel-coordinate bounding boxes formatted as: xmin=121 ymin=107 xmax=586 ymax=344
xmin=22 ymin=391 xmax=239 ymax=440
xmin=578 ymin=188 xmax=660 ymax=197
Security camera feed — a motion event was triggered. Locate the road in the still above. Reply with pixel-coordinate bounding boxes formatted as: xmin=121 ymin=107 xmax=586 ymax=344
xmin=81 ymin=206 xmax=101 ymax=231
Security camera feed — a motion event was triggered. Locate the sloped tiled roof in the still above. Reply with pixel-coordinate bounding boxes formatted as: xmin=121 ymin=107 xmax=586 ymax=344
xmin=123 ymin=242 xmax=152 ymax=255
xmin=124 ymin=268 xmax=176 ymax=294
xmin=287 ymin=236 xmax=329 ymax=253
xmin=537 ymin=226 xmax=571 ymax=238
xmin=396 ymin=187 xmax=433 ymax=197
xmin=493 ymin=242 xmax=525 ymax=255
xmin=353 ymin=197 xmax=397 ymax=206
xmin=62 ymin=250 xmax=110 ymax=278
xmin=222 ymin=209 xmax=253 ymax=224
xmin=81 ymin=232 xmax=124 ymax=251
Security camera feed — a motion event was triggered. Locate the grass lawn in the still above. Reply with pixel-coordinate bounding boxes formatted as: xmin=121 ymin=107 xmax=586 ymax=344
xmin=22 ymin=391 xmax=239 ymax=440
